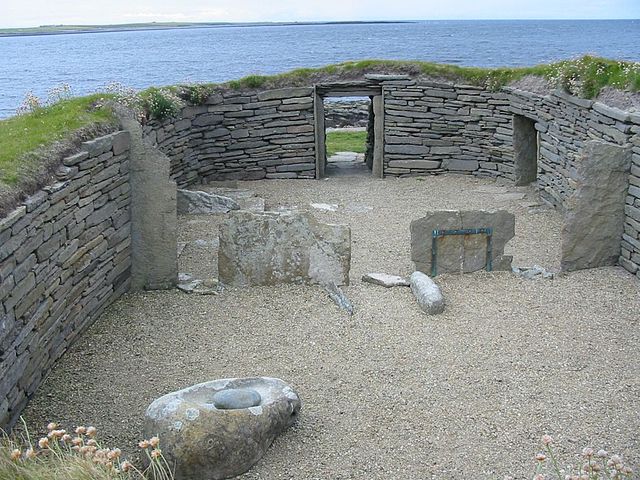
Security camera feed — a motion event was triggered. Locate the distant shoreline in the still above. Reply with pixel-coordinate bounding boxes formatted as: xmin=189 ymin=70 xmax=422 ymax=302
xmin=0 ymin=20 xmax=416 ymax=38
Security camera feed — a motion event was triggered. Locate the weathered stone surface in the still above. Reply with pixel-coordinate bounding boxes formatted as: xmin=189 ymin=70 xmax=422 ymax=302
xmin=118 ymin=110 xmax=177 ymax=290
xmin=144 ymin=377 xmax=301 ymax=480
xmin=219 ymin=210 xmax=350 ymax=286
xmin=561 ymin=141 xmax=632 ymax=271
xmin=362 ymin=273 xmax=410 ymax=288
xmin=177 ymin=189 xmax=240 ymax=214
xmin=212 ymin=388 xmax=261 ymax=409
xmin=409 ymin=271 xmax=445 ymax=315
xmin=410 ymin=210 xmax=515 ymax=275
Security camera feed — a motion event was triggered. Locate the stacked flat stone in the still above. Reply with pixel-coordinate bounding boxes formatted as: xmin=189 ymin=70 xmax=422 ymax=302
xmin=143 ymin=88 xmax=317 ymax=186
xmin=0 ymin=132 xmax=132 ymax=427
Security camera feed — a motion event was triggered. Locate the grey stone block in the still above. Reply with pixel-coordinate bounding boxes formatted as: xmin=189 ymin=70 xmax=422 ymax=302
xmin=411 ymin=210 xmax=515 ymax=275
xmin=441 ymin=159 xmax=479 ymax=171
xmin=219 ymin=210 xmax=350 ymax=286
xmin=561 ymin=141 xmax=632 ymax=271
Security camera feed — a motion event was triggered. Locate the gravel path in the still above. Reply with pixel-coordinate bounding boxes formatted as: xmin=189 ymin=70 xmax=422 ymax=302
xmin=22 ymin=174 xmax=640 ymax=479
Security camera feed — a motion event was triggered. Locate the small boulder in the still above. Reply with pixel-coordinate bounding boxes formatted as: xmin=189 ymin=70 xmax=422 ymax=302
xmin=144 ymin=377 xmax=301 ymax=480
xmin=410 ymin=271 xmax=445 ymax=315
xmin=177 ymin=189 xmax=240 ymax=214
xmin=362 ymin=273 xmax=410 ymax=288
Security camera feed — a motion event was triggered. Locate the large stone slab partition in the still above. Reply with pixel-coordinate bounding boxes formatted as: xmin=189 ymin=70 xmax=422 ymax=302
xmin=219 ymin=210 xmax=351 ymax=287
xmin=561 ymin=141 xmax=632 ymax=271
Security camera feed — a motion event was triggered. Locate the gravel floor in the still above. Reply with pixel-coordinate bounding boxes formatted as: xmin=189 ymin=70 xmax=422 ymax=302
xmin=21 ymin=174 xmax=640 ymax=479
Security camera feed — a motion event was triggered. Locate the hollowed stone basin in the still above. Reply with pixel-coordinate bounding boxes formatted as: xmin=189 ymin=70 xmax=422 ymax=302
xmin=144 ymin=377 xmax=301 ymax=480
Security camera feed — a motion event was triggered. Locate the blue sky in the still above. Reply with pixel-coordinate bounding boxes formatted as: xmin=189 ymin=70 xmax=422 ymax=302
xmin=1 ymin=0 xmax=639 ymax=28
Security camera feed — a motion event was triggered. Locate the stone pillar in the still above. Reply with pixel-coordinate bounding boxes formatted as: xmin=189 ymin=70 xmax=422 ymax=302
xmin=513 ymin=114 xmax=538 ymax=185
xmin=364 ymin=97 xmax=374 ymax=171
xmin=372 ymin=94 xmax=384 ymax=178
xmin=314 ymin=87 xmax=326 ymax=180
xmin=118 ymin=110 xmax=178 ymax=290
xmin=561 ymin=140 xmax=632 ymax=272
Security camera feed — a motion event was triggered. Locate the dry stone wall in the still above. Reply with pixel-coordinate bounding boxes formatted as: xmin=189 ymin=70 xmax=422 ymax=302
xmin=143 ymin=87 xmax=316 ymax=187
xmin=0 ymin=131 xmax=132 ymax=427
xmin=382 ymin=80 xmax=514 ymax=178
xmin=1 ymin=75 xmax=640 ymax=431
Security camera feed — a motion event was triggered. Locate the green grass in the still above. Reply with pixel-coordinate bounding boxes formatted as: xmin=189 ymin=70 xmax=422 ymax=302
xmin=326 ymin=130 xmax=367 ymax=157
xmin=0 ymin=95 xmax=115 ymax=187
xmin=225 ymin=56 xmax=640 ymax=96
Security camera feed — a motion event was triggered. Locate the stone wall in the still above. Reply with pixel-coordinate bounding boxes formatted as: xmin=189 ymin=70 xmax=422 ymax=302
xmin=0 ymin=132 xmax=132 ymax=427
xmin=143 ymin=87 xmax=316 ymax=186
xmin=325 ymin=99 xmax=370 ymax=128
xmin=382 ymin=80 xmax=514 ymax=178
xmin=507 ymin=88 xmax=636 ymax=208
xmin=623 ymin=118 xmax=640 ymax=276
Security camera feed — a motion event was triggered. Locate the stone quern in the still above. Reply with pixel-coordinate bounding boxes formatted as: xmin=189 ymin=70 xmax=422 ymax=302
xmin=144 ymin=377 xmax=301 ymax=480
xmin=218 ymin=210 xmax=351 ymax=286
xmin=177 ymin=189 xmax=240 ymax=214
xmin=410 ymin=210 xmax=515 ymax=275
xmin=561 ymin=141 xmax=632 ymax=272
xmin=410 ymin=271 xmax=445 ymax=315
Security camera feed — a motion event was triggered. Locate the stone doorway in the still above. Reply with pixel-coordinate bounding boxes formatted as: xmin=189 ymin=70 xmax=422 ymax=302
xmin=512 ymin=114 xmax=539 ymax=185
xmin=314 ymin=82 xmax=384 ymax=179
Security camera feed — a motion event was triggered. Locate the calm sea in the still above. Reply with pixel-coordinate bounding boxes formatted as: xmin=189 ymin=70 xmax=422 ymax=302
xmin=1 ymin=20 xmax=639 ymax=118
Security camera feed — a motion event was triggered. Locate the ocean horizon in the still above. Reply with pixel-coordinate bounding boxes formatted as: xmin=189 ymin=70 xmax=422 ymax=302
xmin=1 ymin=19 xmax=639 ymax=118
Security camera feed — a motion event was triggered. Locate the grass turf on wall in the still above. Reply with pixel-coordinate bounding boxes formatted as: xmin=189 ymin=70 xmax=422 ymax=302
xmin=0 ymin=94 xmax=116 ymax=215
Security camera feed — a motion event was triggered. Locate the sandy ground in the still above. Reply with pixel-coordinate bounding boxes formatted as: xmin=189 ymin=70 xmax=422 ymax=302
xmin=21 ymin=174 xmax=640 ymax=479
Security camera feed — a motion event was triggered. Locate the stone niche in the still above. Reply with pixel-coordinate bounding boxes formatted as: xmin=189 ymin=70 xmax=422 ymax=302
xmin=561 ymin=140 xmax=632 ymax=271
xmin=218 ymin=210 xmax=351 ymax=286
xmin=410 ymin=210 xmax=515 ymax=275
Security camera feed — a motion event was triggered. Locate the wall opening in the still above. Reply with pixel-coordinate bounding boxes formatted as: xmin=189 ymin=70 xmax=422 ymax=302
xmin=314 ymin=84 xmax=383 ymax=179
xmin=513 ymin=115 xmax=539 ymax=185
xmin=323 ymin=96 xmax=371 ymax=177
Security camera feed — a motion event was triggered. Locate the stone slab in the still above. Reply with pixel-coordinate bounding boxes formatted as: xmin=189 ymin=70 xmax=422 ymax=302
xmin=561 ymin=141 xmax=632 ymax=271
xmin=410 ymin=210 xmax=515 ymax=275
xmin=219 ymin=210 xmax=351 ymax=286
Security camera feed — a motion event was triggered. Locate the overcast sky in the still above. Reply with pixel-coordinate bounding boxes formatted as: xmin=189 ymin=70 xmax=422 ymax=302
xmin=1 ymin=0 xmax=639 ymax=28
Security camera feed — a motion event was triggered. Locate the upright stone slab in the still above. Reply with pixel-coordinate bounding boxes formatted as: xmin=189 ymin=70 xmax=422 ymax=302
xmin=219 ymin=210 xmax=351 ymax=286
xmin=118 ymin=109 xmax=178 ymax=290
xmin=410 ymin=210 xmax=515 ymax=275
xmin=561 ymin=141 xmax=632 ymax=272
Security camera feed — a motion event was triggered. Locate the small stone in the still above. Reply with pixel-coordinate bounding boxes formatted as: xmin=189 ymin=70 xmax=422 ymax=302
xmin=178 ymin=273 xmax=193 ymax=283
xmin=410 ymin=271 xmax=445 ymax=315
xmin=362 ymin=273 xmax=410 ymax=288
xmin=213 ymin=388 xmax=262 ymax=410
xmin=310 ymin=203 xmax=339 ymax=212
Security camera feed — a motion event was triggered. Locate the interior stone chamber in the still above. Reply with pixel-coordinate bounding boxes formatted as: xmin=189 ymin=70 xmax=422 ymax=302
xmin=1 ymin=72 xmax=640 ymax=430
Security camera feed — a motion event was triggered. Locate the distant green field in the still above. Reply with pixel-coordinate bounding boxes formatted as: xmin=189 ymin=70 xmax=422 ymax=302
xmin=0 ymin=22 xmax=230 ymax=36
xmin=326 ymin=130 xmax=367 ymax=157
